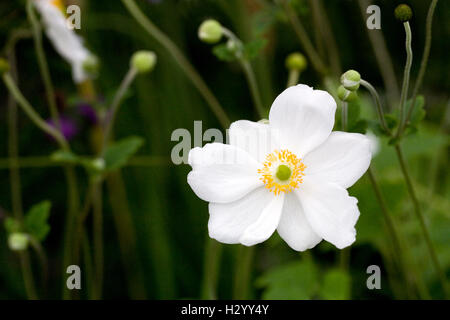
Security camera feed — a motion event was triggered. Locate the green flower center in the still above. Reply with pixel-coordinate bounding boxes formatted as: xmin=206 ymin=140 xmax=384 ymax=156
xmin=276 ymin=164 xmax=292 ymax=181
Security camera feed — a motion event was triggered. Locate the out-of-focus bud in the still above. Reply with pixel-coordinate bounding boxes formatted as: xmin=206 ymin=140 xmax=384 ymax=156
xmin=131 ymin=51 xmax=157 ymax=74
xmin=198 ymin=19 xmax=223 ymax=44
xmin=395 ymin=4 xmax=413 ymax=22
xmin=285 ymin=53 xmax=307 ymax=72
xmin=340 ymin=70 xmax=361 ymax=91
xmin=226 ymin=39 xmax=239 ymax=53
xmin=83 ymin=55 xmax=100 ymax=77
xmin=8 ymin=233 xmax=29 ymax=251
xmin=258 ymin=119 xmax=269 ymax=124
xmin=337 ymin=85 xmax=358 ymax=102
xmin=0 ymin=58 xmax=10 ymax=75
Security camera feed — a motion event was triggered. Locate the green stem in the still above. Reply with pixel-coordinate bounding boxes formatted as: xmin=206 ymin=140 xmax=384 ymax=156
xmin=121 ymin=0 xmax=230 ymax=129
xmin=91 ymin=182 xmax=103 ymax=299
xmin=367 ymin=168 xmax=428 ymax=299
xmin=341 ymin=101 xmax=348 ymax=131
xmin=102 ymin=67 xmax=138 ymax=150
xmin=394 ymin=144 xmax=449 ymax=297
xmin=200 ymin=239 xmax=222 ymax=299
xmin=280 ymin=0 xmax=327 ymax=76
xmin=240 ymin=60 xmax=265 ymax=118
xmin=396 ymin=22 xmax=413 ymax=137
xmin=2 ymin=74 xmax=69 ymax=149
xmin=360 ymin=79 xmax=391 ymax=135
xmin=26 ymin=0 xmax=61 ymax=128
xmin=402 ymin=0 xmax=438 ymax=136
xmin=19 ymin=251 xmax=38 ymax=300
xmin=287 ymin=70 xmax=300 ymax=88
xmin=232 ymin=246 xmax=255 ymax=299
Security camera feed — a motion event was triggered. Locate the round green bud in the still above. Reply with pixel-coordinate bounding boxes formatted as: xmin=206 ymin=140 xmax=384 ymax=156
xmin=198 ymin=19 xmax=223 ymax=44
xmin=337 ymin=85 xmax=358 ymax=102
xmin=83 ymin=55 xmax=100 ymax=77
xmin=131 ymin=51 xmax=157 ymax=74
xmin=395 ymin=4 xmax=413 ymax=22
xmin=0 ymin=58 xmax=10 ymax=75
xmin=276 ymin=165 xmax=292 ymax=181
xmin=226 ymin=39 xmax=239 ymax=53
xmin=285 ymin=53 xmax=307 ymax=71
xmin=8 ymin=233 xmax=29 ymax=251
xmin=340 ymin=69 xmax=361 ymax=91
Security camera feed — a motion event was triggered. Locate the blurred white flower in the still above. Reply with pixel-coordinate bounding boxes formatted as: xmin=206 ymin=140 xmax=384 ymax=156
xmin=366 ymin=131 xmax=380 ymax=156
xmin=33 ymin=0 xmax=94 ymax=83
xmin=187 ymin=85 xmax=373 ymax=250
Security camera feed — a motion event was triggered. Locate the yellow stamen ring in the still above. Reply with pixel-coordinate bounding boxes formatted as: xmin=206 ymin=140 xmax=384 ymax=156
xmin=258 ymin=149 xmax=306 ymax=195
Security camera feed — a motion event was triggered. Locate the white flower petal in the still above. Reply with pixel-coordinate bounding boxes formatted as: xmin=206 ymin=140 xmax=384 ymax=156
xmin=34 ymin=0 xmax=92 ymax=83
xmin=269 ymin=84 xmax=336 ymax=157
xmin=277 ymin=193 xmax=322 ymax=251
xmin=208 ymin=187 xmax=279 ymax=244
xmin=296 ymin=176 xmax=360 ymax=249
xmin=304 ymin=131 xmax=372 ymax=188
xmin=229 ymin=120 xmax=279 ymax=163
xmin=187 ymin=143 xmax=262 ymax=203
xmin=239 ymin=193 xmax=285 ymax=246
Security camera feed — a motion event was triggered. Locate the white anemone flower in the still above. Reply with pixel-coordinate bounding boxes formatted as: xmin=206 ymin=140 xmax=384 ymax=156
xmin=33 ymin=0 xmax=93 ymax=83
xmin=187 ymin=85 xmax=373 ymax=251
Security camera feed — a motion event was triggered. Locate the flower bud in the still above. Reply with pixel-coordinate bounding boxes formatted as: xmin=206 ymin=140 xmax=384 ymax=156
xmin=285 ymin=53 xmax=307 ymax=72
xmin=198 ymin=19 xmax=223 ymax=44
xmin=395 ymin=4 xmax=413 ymax=22
xmin=131 ymin=51 xmax=157 ymax=74
xmin=226 ymin=39 xmax=239 ymax=53
xmin=0 ymin=58 xmax=10 ymax=75
xmin=8 ymin=233 xmax=29 ymax=251
xmin=83 ymin=55 xmax=100 ymax=77
xmin=337 ymin=85 xmax=358 ymax=102
xmin=340 ymin=70 xmax=361 ymax=91
xmin=258 ymin=118 xmax=269 ymax=124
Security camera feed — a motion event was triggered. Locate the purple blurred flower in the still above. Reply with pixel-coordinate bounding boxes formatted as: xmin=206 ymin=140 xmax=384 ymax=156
xmin=78 ymin=102 xmax=99 ymax=124
xmin=46 ymin=116 xmax=78 ymax=141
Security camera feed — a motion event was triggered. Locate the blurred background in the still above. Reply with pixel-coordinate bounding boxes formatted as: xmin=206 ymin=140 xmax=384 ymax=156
xmin=0 ymin=0 xmax=448 ymax=299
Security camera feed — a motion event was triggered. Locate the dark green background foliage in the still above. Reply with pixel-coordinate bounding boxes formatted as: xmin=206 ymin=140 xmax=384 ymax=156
xmin=0 ymin=0 xmax=448 ymax=299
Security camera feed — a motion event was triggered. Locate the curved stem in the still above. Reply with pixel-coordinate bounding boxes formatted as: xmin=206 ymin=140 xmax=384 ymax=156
xmin=19 ymin=251 xmax=38 ymax=300
xmin=280 ymin=0 xmax=327 ymax=76
xmin=102 ymin=67 xmax=138 ymax=151
xmin=2 ymin=74 xmax=68 ymax=150
xmin=240 ymin=60 xmax=265 ymax=119
xmin=394 ymin=144 xmax=449 ymax=297
xmin=402 ymin=0 xmax=438 ymax=136
xmin=121 ymin=0 xmax=230 ymax=129
xmin=396 ymin=22 xmax=413 ymax=137
xmin=26 ymin=0 xmax=61 ymax=128
xmin=360 ymin=79 xmax=391 ymax=135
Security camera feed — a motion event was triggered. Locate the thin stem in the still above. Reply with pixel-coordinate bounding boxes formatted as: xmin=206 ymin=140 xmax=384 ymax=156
xmin=232 ymin=246 xmax=255 ymax=299
xmin=240 ymin=60 xmax=265 ymax=119
xmin=287 ymin=70 xmax=300 ymax=88
xmin=358 ymin=0 xmax=399 ymax=103
xmin=360 ymin=79 xmax=391 ymax=135
xmin=341 ymin=101 xmax=348 ymax=131
xmin=402 ymin=0 xmax=438 ymax=136
xmin=121 ymin=0 xmax=230 ymax=128
xmin=394 ymin=144 xmax=449 ymax=297
xmin=2 ymin=73 xmax=68 ymax=150
xmin=19 ymin=251 xmax=38 ymax=300
xmin=200 ymin=239 xmax=222 ymax=299
xmin=29 ymin=236 xmax=49 ymax=293
xmin=91 ymin=182 xmax=103 ymax=299
xmin=396 ymin=22 xmax=413 ymax=138
xmin=26 ymin=0 xmax=61 ymax=128
xmin=367 ymin=168 xmax=427 ymax=299
xmin=102 ymin=67 xmax=138 ymax=150
xmin=280 ymin=0 xmax=327 ymax=76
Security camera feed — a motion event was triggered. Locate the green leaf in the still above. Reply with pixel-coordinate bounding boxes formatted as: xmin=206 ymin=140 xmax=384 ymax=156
xmin=212 ymin=44 xmax=237 ymax=62
xmin=24 ymin=201 xmax=51 ymax=242
xmin=104 ymin=136 xmax=144 ymax=171
xmin=256 ymin=260 xmax=318 ymax=299
xmin=349 ymin=119 xmax=368 ymax=134
xmin=319 ymin=269 xmax=351 ymax=300
xmin=4 ymin=217 xmax=21 ymax=234
xmin=243 ymin=39 xmax=268 ymax=60
xmin=406 ymin=95 xmax=426 ymax=130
